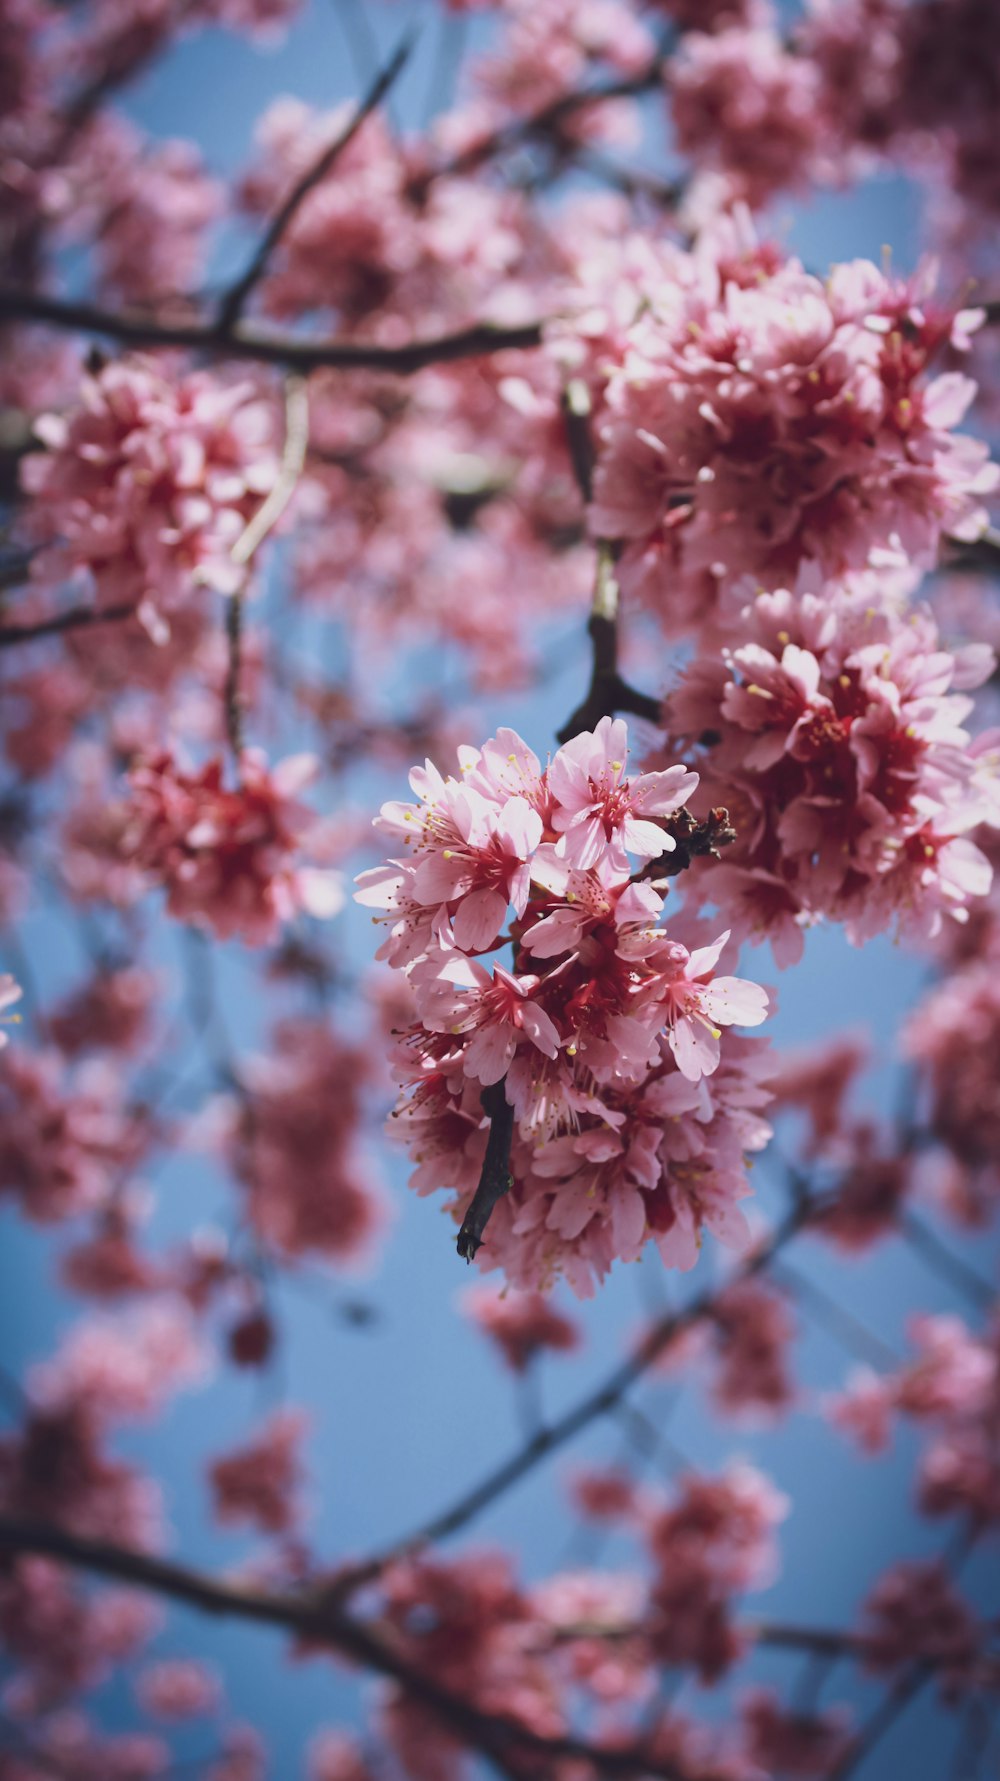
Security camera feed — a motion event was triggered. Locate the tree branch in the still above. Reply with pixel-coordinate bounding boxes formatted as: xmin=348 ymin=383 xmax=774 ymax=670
xmin=0 ymin=288 xmax=544 ymax=375
xmin=336 ymin=1196 xmax=817 ymax=1597
xmin=413 ymin=55 xmax=669 ymax=191
xmin=0 ymin=1516 xmax=683 ymax=1781
xmin=456 ymin=1079 xmax=517 ymax=1262
xmin=215 ymin=35 xmax=415 ymax=333
xmin=0 ymin=600 xmax=138 ymax=650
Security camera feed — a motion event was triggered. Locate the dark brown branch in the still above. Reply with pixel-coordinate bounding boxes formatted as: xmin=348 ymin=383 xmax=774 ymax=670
xmin=942 ymin=528 xmax=1000 ymax=571
xmin=0 ymin=1516 xmax=683 ymax=1781
xmin=0 ymin=288 xmax=544 ymax=375
xmin=456 ymin=1080 xmax=516 ymax=1262
xmin=0 ymin=600 xmax=137 ymax=650
xmin=216 ymin=35 xmax=415 ymax=333
xmin=556 ymin=546 xmax=663 ymax=742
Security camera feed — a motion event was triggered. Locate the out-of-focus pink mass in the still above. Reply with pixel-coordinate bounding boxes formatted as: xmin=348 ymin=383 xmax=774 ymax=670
xmin=1 ymin=0 xmax=1000 ymax=1772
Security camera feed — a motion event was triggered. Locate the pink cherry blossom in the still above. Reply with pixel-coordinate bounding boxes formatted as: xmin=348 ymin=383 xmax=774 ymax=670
xmin=20 ymin=357 xmax=280 ymax=637
xmin=208 ymin=1410 xmax=309 ymax=1536
xmin=124 ymin=748 xmax=345 ymax=945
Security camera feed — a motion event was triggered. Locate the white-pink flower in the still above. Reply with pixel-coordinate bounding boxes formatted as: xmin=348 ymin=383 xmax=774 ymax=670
xmin=548 ymin=715 xmax=699 ymax=870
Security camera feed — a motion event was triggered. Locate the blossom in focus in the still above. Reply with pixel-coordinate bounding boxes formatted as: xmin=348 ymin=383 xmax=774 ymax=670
xmin=359 ymin=720 xmax=770 ymax=1292
xmin=124 ymin=748 xmax=346 ymax=945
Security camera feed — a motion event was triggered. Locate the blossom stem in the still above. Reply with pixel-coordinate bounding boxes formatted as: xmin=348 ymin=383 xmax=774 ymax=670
xmin=456 ymin=1081 xmax=516 ymax=1262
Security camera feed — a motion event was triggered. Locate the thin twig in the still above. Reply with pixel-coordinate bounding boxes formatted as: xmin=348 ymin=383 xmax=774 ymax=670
xmin=770 ymin=1258 xmax=902 ymax=1370
xmin=415 ymin=56 xmax=668 ymax=191
xmin=222 ymin=375 xmax=308 ymax=767
xmin=898 ymin=1210 xmax=997 ymax=1313
xmin=216 ymin=36 xmax=415 ymax=333
xmin=224 ymin=590 xmax=245 ymax=766
xmin=334 ymin=1197 xmax=817 ymax=1597
xmin=231 ymin=376 xmax=310 ymax=570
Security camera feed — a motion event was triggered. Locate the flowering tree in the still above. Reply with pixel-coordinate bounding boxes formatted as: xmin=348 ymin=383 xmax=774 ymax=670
xmin=2 ymin=0 xmax=1000 ymax=1775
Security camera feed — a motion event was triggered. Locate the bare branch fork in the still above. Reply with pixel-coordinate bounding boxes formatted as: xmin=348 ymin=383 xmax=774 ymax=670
xmin=352 ymin=1195 xmax=816 ymax=1595
xmin=215 ymin=34 xmax=416 ymax=334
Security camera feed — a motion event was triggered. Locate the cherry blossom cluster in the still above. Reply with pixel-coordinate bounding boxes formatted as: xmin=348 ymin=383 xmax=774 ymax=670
xmin=0 ymin=1302 xmax=207 ymax=1552
xmin=662 ymin=586 xmax=1000 ymax=960
xmin=831 ymin=1312 xmax=1000 ymax=1528
xmin=666 ymin=0 xmax=1000 ymax=224
xmin=20 ymin=356 xmax=280 ymax=640
xmin=208 ymin=1409 xmax=309 ymax=1536
xmin=578 ymin=243 xmax=996 ymax=630
xmin=0 ymin=1045 xmax=152 ymax=1224
xmin=201 ymin=1018 xmax=385 ymax=1263
xmin=368 ymin=1463 xmax=788 ymax=1779
xmin=123 ymin=749 xmax=346 ymax=945
xmin=358 ymin=716 xmax=770 ymax=1292
xmin=461 ymin=1280 xmax=582 ymax=1372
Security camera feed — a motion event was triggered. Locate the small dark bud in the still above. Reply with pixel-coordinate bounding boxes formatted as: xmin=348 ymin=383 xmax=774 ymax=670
xmin=228 ymin=1309 xmax=275 ymax=1368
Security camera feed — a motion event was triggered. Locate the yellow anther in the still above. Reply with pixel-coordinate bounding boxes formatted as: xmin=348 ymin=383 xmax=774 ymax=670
xmin=839 ymin=673 xmax=851 ymax=688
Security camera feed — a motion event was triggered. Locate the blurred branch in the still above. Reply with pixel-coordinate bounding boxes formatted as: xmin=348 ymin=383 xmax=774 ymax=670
xmin=0 ymin=1516 xmax=685 ymax=1781
xmin=556 ymin=543 xmax=663 ymax=743
xmin=414 ymin=53 xmax=669 ymax=190
xmin=335 ymin=1195 xmax=819 ymax=1597
xmin=221 ymin=374 xmax=310 ymax=767
xmin=943 ymin=528 xmax=1000 ymax=572
xmin=898 ymin=1210 xmax=997 ymax=1313
xmin=215 ymin=36 xmax=415 ymax=333
xmin=0 ymin=289 xmax=545 ymax=375
xmin=231 ymin=377 xmax=310 ymax=571
xmin=223 ymin=591 xmax=246 ymax=766
xmin=770 ymin=1258 xmax=902 ymax=1370
xmin=0 ymin=600 xmax=137 ymax=650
